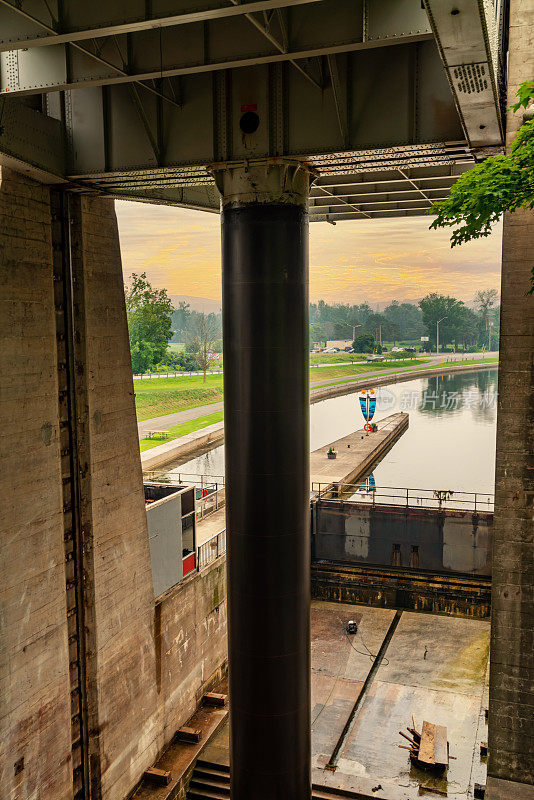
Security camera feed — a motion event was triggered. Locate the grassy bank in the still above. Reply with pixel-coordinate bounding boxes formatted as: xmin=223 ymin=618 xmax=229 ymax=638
xmin=312 ymin=357 xmax=499 ymax=389
xmin=139 ymin=410 xmax=224 ymax=451
xmin=134 ymin=356 xmax=498 ymax=424
xmin=134 ymin=373 xmax=224 ymax=421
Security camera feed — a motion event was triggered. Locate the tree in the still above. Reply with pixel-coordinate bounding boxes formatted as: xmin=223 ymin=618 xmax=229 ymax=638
xmin=187 ymin=313 xmax=219 ymax=382
xmin=384 ymin=301 xmax=425 ymax=340
xmin=419 ymin=293 xmax=465 ymax=349
xmin=310 ymin=323 xmax=328 ymax=347
xmin=171 ymin=300 xmax=191 ymax=341
xmin=125 ymin=272 xmax=174 ymax=373
xmin=363 ymin=313 xmax=400 ymax=343
xmin=429 ymin=81 xmax=534 ymax=291
xmin=474 ymin=289 xmax=499 ymax=332
xmin=353 ymin=333 xmax=376 ymax=353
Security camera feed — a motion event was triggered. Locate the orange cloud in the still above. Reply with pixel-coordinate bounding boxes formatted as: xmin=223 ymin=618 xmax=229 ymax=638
xmin=116 ymin=201 xmax=502 ymax=305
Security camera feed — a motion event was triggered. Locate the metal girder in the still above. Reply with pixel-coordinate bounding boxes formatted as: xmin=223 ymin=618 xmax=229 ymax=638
xmin=0 ymin=31 xmax=434 ymax=96
xmin=0 ymin=0 xmax=324 ymax=50
xmin=57 ymin=42 xmax=464 ymax=178
xmin=423 ymin=0 xmax=503 ymax=148
xmin=61 ymin=141 xmax=474 ymax=223
xmin=0 ymin=0 xmax=503 ymax=223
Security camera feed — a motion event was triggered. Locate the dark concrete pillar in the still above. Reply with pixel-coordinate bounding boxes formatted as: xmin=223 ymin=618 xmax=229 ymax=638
xmin=214 ymin=163 xmax=311 ymax=800
xmin=487 ymin=2 xmax=534 ymax=797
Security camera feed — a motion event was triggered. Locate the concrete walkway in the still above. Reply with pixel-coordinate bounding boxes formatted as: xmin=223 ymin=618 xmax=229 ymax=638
xmin=310 ymin=412 xmax=408 ymax=489
xmin=138 ymin=401 xmax=223 ymax=437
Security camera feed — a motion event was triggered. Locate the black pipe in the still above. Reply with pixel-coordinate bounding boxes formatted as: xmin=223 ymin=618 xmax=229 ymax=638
xmin=222 ymin=201 xmax=311 ymax=800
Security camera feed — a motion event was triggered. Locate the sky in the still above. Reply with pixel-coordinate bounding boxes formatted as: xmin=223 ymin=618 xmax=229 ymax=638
xmin=116 ymin=200 xmax=502 ymax=308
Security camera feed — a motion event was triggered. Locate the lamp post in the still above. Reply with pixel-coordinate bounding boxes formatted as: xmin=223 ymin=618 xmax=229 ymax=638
xmin=436 ymin=301 xmax=460 ymax=355
xmin=436 ymin=316 xmax=447 ymax=355
xmin=488 ymin=321 xmax=493 ymax=351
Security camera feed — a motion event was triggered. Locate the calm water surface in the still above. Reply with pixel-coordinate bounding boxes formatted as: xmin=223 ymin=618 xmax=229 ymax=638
xmin=153 ymin=369 xmax=497 ymax=495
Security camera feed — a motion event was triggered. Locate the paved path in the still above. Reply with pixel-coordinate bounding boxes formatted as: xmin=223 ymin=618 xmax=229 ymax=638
xmin=138 ymin=353 xmax=498 ymax=438
xmin=138 ymin=401 xmax=224 ymax=437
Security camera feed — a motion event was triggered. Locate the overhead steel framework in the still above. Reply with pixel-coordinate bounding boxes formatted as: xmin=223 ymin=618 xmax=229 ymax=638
xmin=0 ymin=0 xmax=505 ymax=220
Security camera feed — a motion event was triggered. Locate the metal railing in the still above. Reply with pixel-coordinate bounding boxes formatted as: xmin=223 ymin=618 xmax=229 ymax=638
xmin=143 ymin=473 xmax=225 ymax=491
xmin=311 ymin=483 xmax=494 ymax=513
xmin=197 ymin=529 xmax=226 ymax=570
xmin=196 ymin=487 xmax=226 ymax=520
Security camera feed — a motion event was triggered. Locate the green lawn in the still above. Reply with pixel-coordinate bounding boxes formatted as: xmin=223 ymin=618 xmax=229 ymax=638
xmin=168 ymin=342 xmax=186 ymax=353
xmin=139 ymin=410 xmax=225 ymax=451
xmin=310 ymin=352 xmax=366 ymax=365
xmin=309 ymin=358 xmax=427 ymax=382
xmin=312 ymin=357 xmax=499 ymax=389
xmin=134 ymin=373 xmax=224 ymax=421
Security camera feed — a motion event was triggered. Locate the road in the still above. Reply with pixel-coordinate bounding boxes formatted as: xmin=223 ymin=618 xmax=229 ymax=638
xmin=137 ymin=353 xmax=499 ymax=438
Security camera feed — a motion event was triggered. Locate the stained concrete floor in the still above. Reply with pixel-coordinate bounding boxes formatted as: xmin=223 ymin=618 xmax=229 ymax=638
xmin=202 ymin=601 xmax=490 ymax=800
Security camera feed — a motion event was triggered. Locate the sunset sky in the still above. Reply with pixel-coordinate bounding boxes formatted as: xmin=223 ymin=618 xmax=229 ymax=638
xmin=116 ymin=200 xmax=502 ymax=307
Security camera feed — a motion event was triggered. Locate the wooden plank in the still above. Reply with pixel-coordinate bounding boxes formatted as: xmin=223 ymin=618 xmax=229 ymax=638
xmin=418 ymin=720 xmax=436 ymax=765
xmin=433 ymin=724 xmax=448 ymax=766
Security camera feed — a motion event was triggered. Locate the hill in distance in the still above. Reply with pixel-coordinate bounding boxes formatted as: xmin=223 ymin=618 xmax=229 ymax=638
xmin=169 ymin=294 xmax=222 ymax=313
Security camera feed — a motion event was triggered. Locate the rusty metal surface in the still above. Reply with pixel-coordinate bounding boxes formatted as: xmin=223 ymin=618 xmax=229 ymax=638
xmin=312 ymin=562 xmax=491 ymax=618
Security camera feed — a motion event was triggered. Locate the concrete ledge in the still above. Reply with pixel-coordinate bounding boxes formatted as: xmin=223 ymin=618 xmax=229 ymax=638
xmin=486 ymin=776 xmax=534 ymax=799
xmin=310 ymin=361 xmax=499 ymax=404
xmin=141 ymin=421 xmax=224 ymax=470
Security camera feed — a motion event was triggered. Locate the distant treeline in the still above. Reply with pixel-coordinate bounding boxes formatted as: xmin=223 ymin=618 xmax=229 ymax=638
xmin=310 ymin=292 xmax=500 ymax=351
xmin=127 ymin=273 xmax=500 ymax=376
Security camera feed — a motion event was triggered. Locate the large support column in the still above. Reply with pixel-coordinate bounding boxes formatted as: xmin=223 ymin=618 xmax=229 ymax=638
xmin=215 ymin=163 xmax=311 ymax=800
xmin=0 ymin=168 xmax=73 ymax=800
xmin=487 ymin=2 xmax=534 ymax=797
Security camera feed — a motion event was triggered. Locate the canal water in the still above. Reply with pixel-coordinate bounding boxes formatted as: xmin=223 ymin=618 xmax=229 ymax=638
xmin=151 ymin=368 xmax=497 ymax=496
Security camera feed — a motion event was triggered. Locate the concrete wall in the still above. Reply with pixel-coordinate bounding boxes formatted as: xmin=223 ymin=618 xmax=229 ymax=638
xmin=487 ymin=1 xmax=534 ymax=795
xmin=154 ymin=558 xmax=227 ymax=744
xmin=0 ymin=173 xmax=229 ymax=800
xmin=0 ymin=169 xmax=73 ymax=799
xmin=313 ymin=501 xmax=492 ymax=576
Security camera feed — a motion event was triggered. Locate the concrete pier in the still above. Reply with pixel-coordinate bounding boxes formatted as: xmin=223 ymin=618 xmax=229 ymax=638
xmin=310 ymin=412 xmax=409 ymax=490
xmin=487 ymin=2 xmax=534 ymax=796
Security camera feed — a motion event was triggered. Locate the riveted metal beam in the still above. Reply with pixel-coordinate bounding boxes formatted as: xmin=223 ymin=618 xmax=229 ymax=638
xmin=0 ymin=0 xmax=324 ymax=50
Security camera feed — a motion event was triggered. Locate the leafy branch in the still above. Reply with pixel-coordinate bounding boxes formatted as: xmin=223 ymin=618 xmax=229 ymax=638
xmin=429 ymin=81 xmax=534 ymax=292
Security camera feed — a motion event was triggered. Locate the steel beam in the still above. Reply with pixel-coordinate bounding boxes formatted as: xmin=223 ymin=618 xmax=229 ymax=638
xmin=0 ymin=0 xmax=324 ymax=50
xmin=0 ymin=31 xmax=433 ymax=95
xmin=423 ymin=0 xmax=503 ymax=147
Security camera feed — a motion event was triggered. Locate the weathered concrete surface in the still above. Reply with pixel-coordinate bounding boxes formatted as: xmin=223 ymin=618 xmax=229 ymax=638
xmin=67 ymin=193 xmax=157 ymax=800
xmin=196 ymin=602 xmax=490 ymax=800
xmin=488 ymin=0 xmax=534 ymax=793
xmin=314 ymin=501 xmax=492 ymax=576
xmin=153 ymin=558 xmax=227 ymax=758
xmin=70 ymin=195 xmax=229 ymax=800
xmin=310 ymin=412 xmax=408 ymax=488
xmin=1 ymin=175 xmax=229 ymax=800
xmin=0 ymin=169 xmax=72 ymax=799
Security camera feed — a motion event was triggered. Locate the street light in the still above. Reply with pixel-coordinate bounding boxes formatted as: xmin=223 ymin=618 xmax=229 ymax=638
xmin=436 ymin=316 xmax=447 ymax=355
xmin=436 ymin=300 xmax=460 ymax=355
xmin=347 ymin=323 xmax=362 ymax=341
xmin=488 ymin=321 xmax=493 ymax=351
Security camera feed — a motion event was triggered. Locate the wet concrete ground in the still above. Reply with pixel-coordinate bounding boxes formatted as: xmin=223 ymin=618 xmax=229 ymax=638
xmin=202 ymin=601 xmax=490 ymax=799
